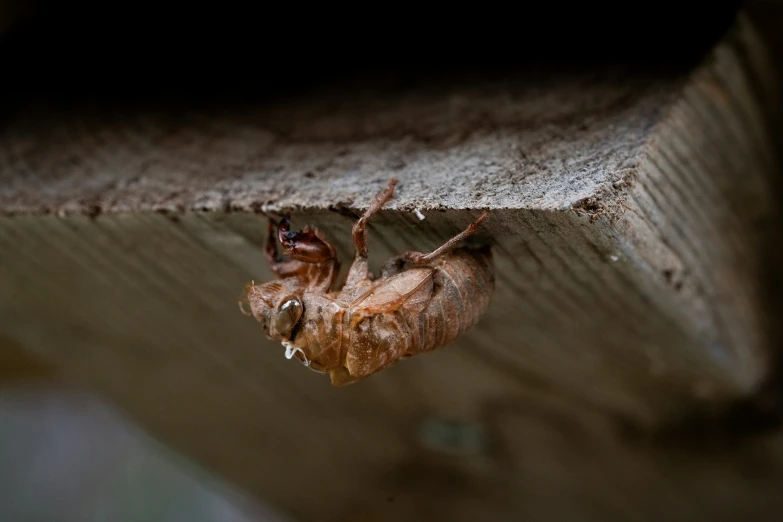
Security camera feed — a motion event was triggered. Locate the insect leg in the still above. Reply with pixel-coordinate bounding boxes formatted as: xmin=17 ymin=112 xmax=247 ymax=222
xmin=396 ymin=211 xmax=489 ymax=265
xmin=345 ymin=177 xmax=397 ymax=285
xmin=277 ymin=214 xmax=337 ymax=264
xmin=351 ymin=177 xmax=397 ymax=258
xmin=263 ymin=219 xmax=310 ymax=278
xmin=266 ymin=215 xmax=341 ymax=291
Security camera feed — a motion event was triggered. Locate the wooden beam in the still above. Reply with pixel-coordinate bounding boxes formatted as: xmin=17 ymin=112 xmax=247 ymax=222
xmin=1 ymin=11 xmax=781 ymax=522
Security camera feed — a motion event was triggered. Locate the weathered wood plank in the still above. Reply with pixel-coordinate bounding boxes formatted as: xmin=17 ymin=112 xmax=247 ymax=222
xmin=0 ymin=11 xmax=781 ymax=522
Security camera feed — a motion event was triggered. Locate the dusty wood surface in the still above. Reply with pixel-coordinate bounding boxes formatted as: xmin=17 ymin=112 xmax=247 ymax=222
xmin=1 ymin=11 xmax=782 ymax=522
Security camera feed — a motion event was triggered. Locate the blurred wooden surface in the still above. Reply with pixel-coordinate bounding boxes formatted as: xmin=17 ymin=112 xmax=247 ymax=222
xmin=1 ymin=8 xmax=782 ymax=522
xmin=0 ymin=386 xmax=289 ymax=522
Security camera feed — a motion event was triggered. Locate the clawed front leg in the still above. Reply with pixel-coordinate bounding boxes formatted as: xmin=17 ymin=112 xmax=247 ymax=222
xmin=265 ymin=220 xmax=295 ymax=277
xmin=263 ymin=214 xmax=339 ymax=291
xmin=278 ymin=213 xmax=337 ymax=263
xmin=264 ymin=219 xmax=311 ymax=279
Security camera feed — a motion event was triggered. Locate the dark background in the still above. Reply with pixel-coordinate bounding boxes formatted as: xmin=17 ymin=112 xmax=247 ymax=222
xmin=0 ymin=1 xmax=745 ymax=101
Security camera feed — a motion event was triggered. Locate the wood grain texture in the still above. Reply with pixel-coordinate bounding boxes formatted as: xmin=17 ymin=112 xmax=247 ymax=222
xmin=1 ymin=11 xmax=781 ymax=522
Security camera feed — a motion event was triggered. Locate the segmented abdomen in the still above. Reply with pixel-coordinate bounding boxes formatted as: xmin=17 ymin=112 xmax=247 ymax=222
xmin=342 ymin=246 xmax=494 ymax=378
xmin=406 ymin=246 xmax=494 ymax=355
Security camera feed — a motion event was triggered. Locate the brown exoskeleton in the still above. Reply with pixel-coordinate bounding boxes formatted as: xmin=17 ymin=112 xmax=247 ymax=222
xmin=240 ymin=178 xmax=494 ymax=386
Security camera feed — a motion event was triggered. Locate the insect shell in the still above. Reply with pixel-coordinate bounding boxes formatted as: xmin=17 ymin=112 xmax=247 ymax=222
xmin=239 ymin=178 xmax=495 ymax=386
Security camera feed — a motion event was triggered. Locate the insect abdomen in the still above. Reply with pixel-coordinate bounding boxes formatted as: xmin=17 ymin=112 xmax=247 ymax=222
xmin=407 ymin=246 xmax=494 ymax=355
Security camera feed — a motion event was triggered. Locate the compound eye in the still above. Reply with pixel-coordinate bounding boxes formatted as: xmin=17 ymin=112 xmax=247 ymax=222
xmin=273 ymin=298 xmax=303 ymax=339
